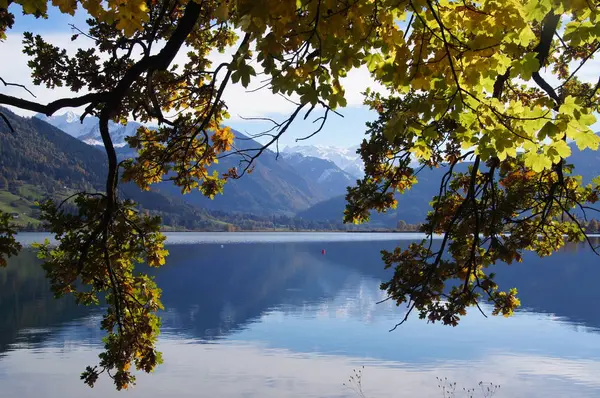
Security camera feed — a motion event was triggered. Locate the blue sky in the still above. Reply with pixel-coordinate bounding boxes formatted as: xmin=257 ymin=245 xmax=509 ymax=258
xmin=8 ymin=5 xmax=89 ymax=33
xmin=228 ymin=106 xmax=376 ymax=149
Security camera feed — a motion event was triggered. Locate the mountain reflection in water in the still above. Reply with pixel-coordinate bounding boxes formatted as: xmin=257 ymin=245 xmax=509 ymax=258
xmin=1 ymin=234 xmax=600 ymax=397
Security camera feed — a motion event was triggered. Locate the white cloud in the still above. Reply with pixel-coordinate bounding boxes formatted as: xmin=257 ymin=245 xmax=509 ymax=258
xmin=219 ymin=59 xmax=387 ymax=121
xmin=171 ymin=36 xmax=386 ymax=122
xmin=2 ymin=338 xmax=600 ymax=397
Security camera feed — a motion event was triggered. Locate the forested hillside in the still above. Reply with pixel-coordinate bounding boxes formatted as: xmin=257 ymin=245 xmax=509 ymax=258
xmin=0 ymin=110 xmax=106 ymax=193
xmin=0 ymin=108 xmax=231 ymax=230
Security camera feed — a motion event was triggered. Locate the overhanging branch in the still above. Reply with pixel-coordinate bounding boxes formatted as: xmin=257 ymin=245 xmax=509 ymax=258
xmin=0 ymin=92 xmax=108 ymax=116
xmin=532 ymin=11 xmax=561 ymax=106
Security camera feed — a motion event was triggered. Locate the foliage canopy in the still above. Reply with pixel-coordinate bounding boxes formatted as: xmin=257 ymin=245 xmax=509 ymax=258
xmin=0 ymin=0 xmax=599 ymax=390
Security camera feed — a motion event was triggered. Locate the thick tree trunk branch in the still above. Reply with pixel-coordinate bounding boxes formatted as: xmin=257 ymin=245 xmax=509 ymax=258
xmin=532 ymin=11 xmax=561 ymax=106
xmin=0 ymin=92 xmax=108 ymax=116
xmin=107 ymin=0 xmax=203 ymax=106
xmin=535 ymin=12 xmax=560 ymax=67
xmin=0 ymin=1 xmax=202 ymax=119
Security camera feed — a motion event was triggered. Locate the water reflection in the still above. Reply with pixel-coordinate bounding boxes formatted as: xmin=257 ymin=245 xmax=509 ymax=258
xmin=0 ymin=250 xmax=90 ymax=356
xmin=4 ymin=238 xmax=600 ymax=351
xmin=157 ymin=238 xmax=600 ymax=341
xmin=2 ymin=236 xmax=600 ymax=397
xmin=152 ymin=241 xmax=397 ymax=340
xmin=495 ymin=236 xmax=600 ymax=330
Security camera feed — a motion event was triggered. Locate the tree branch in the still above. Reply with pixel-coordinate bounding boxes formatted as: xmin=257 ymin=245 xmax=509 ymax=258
xmin=0 ymin=92 xmax=108 ymax=116
xmin=532 ymin=11 xmax=561 ymax=106
xmin=0 ymin=77 xmax=36 ymax=98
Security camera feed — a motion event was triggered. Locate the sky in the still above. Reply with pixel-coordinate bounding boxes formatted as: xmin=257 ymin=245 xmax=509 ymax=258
xmin=0 ymin=5 xmax=380 ymax=149
xmin=1 ymin=4 xmax=599 ymax=149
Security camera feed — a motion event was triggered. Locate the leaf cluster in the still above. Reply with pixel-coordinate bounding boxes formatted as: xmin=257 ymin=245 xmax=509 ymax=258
xmin=33 ymin=195 xmax=167 ymax=389
xmin=0 ymin=210 xmax=21 ymax=267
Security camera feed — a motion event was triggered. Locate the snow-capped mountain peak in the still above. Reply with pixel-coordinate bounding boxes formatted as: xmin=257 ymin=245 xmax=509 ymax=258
xmin=35 ymin=111 xmax=146 ymax=147
xmin=282 ymin=144 xmax=364 ymax=178
xmin=35 ymin=111 xmax=97 ymax=138
xmin=64 ymin=110 xmax=78 ymax=123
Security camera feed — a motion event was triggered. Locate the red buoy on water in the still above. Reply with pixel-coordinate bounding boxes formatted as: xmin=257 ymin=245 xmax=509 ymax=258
xmin=321 ymin=249 xmax=326 ymax=255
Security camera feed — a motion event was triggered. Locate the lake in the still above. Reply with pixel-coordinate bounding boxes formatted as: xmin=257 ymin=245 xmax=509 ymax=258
xmin=1 ymin=232 xmax=600 ymax=397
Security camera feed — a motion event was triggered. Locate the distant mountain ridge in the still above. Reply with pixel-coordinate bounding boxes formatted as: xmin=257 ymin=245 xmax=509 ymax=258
xmin=34 ymin=111 xmax=96 ymax=138
xmin=280 ymin=152 xmax=356 ymax=198
xmin=297 ymin=140 xmax=600 ymax=227
xmin=12 ymin=109 xmax=600 ymax=230
xmin=153 ymin=130 xmax=348 ymax=215
xmin=35 ymin=112 xmax=148 ymax=147
xmin=2 ymin=108 xmax=367 ymax=230
xmin=30 ymin=111 xmax=357 ymax=216
xmin=282 ymin=144 xmax=364 ymax=178
xmin=35 ymin=112 xmax=364 ymax=207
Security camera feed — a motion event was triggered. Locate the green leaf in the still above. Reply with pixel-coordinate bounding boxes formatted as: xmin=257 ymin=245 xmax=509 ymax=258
xmin=550 ymin=140 xmax=571 ymax=159
xmin=577 ymin=112 xmax=597 ymax=127
xmin=545 ymin=140 xmax=571 ymax=163
xmin=559 ymin=95 xmax=581 ymax=117
xmin=512 ymin=52 xmax=540 ymax=81
xmin=523 ymin=151 xmax=552 ymax=172
xmin=459 ymin=111 xmax=477 ymax=128
xmin=383 ymin=114 xmax=405 ymax=142
xmin=231 ymin=70 xmax=241 ymax=84
xmin=241 ymin=65 xmax=256 ymax=87
xmin=517 ymin=25 xmax=537 ymax=46
xmin=538 ymin=121 xmax=559 ymax=140
xmin=231 ymin=62 xmax=256 ymax=88
xmin=573 ymin=131 xmax=600 ymax=151
xmin=523 ymin=0 xmax=551 ymax=22
xmin=298 ymin=84 xmax=319 ymax=105
xmin=364 ymin=53 xmax=383 ymax=72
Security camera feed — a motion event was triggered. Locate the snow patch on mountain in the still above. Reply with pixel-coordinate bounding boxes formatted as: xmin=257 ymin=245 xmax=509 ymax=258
xmin=316 ymin=168 xmax=338 ymax=184
xmin=81 ymin=138 xmax=128 ymax=148
xmin=78 ymin=121 xmax=145 ymax=147
xmin=64 ymin=110 xmax=78 ymax=123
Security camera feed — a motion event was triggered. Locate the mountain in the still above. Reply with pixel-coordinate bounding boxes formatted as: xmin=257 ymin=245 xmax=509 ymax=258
xmin=298 ymin=141 xmax=600 ymax=227
xmin=38 ymin=112 xmax=350 ymax=215
xmin=1 ymin=110 xmax=107 ymax=192
xmin=34 ymin=111 xmax=97 ymax=138
xmin=0 ymin=108 xmax=232 ymax=230
xmin=154 ymin=131 xmax=337 ymax=215
xmin=296 ymin=165 xmax=454 ymax=227
xmin=281 ymin=152 xmax=356 ymax=198
xmin=282 ymin=144 xmax=364 ymax=178
xmin=35 ymin=112 xmax=148 ymax=147
xmin=5 ymin=109 xmax=357 ymax=228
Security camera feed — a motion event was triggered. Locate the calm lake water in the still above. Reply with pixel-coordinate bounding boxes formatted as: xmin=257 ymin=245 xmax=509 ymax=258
xmin=2 ymin=232 xmax=600 ymax=397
